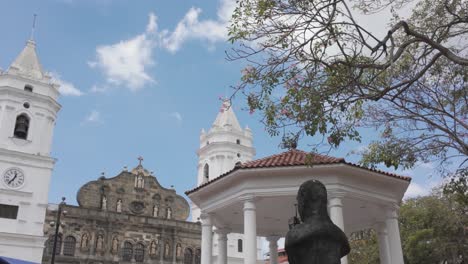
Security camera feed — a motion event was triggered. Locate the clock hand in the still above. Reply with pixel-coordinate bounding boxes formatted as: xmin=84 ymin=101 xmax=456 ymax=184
xmin=8 ymin=174 xmax=18 ymax=184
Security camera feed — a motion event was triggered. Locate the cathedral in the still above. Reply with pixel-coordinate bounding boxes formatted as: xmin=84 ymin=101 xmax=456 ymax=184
xmin=41 ymin=162 xmax=201 ymax=264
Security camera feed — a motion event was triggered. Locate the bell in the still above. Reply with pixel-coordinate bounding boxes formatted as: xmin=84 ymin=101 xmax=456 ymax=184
xmin=14 ymin=118 xmax=29 ymax=139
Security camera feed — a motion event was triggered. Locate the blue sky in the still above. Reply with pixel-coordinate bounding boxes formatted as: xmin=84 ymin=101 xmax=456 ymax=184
xmin=0 ymin=0 xmax=438 ymax=205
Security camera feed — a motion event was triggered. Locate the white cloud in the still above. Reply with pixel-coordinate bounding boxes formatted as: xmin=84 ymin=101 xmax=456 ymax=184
xmin=170 ymin=112 xmax=183 ymax=124
xmin=50 ymin=72 xmax=84 ymax=96
xmin=404 ymin=178 xmax=442 ymax=199
xmin=404 ymin=182 xmax=429 ymax=199
xmin=89 ymin=1 xmax=236 ymax=91
xmin=90 ymin=84 xmax=109 ymax=93
xmin=82 ymin=110 xmax=102 ymax=125
xmin=146 ymin=13 xmax=158 ymax=33
xmin=160 ymin=0 xmax=235 ymax=53
xmin=89 ymin=13 xmax=158 ymax=91
xmin=161 ymin=7 xmax=228 ymax=53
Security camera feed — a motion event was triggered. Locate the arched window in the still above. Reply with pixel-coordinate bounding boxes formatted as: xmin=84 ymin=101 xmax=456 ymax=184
xmin=236 ymin=139 xmax=241 ymax=144
xmin=45 ymin=238 xmax=54 ymax=255
xmin=63 ymin=236 xmax=76 ymax=256
xmin=13 ymin=114 xmax=30 ymax=140
xmin=184 ymin=248 xmax=193 ymax=264
xmin=134 ymin=243 xmax=145 ymax=262
xmin=122 ymin=242 xmax=133 ymax=261
xmin=194 ymin=248 xmax=201 ymax=264
xmin=237 ymin=239 xmax=243 ymax=252
xmin=47 ymin=235 xmax=62 ymax=255
xmin=24 ymin=85 xmax=33 ymax=92
xmin=203 ymin=164 xmax=209 ymax=182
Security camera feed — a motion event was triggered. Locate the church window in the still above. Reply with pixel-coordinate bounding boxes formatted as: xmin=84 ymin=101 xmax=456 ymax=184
xmin=13 ymin=114 xmax=30 ymax=140
xmin=122 ymin=242 xmax=133 ymax=261
xmin=47 ymin=235 xmax=62 ymax=255
xmin=194 ymin=248 xmax=201 ymax=264
xmin=237 ymin=153 xmax=241 ymax=158
xmin=24 ymin=85 xmax=33 ymax=92
xmin=184 ymin=248 xmax=193 ymax=264
xmin=237 ymin=239 xmax=243 ymax=252
xmin=135 ymin=243 xmax=145 ymax=262
xmin=63 ymin=236 xmax=76 ymax=256
xmin=23 ymin=102 xmax=30 ymax=109
xmin=236 ymin=139 xmax=241 ymax=144
xmin=45 ymin=238 xmax=53 ymax=255
xmin=0 ymin=204 xmax=19 ymax=219
xmin=203 ymin=164 xmax=209 ymax=182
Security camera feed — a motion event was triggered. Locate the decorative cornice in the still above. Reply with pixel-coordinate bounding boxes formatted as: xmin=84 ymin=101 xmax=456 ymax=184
xmin=0 ymin=86 xmax=61 ymax=113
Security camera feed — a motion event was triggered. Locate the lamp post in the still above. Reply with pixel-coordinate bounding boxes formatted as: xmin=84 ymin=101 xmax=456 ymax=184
xmin=51 ymin=197 xmax=66 ymax=264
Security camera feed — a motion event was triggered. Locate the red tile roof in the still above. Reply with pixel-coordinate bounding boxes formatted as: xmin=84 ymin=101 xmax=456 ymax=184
xmin=240 ymin=149 xmax=344 ymax=168
xmin=186 ymin=149 xmax=411 ymax=195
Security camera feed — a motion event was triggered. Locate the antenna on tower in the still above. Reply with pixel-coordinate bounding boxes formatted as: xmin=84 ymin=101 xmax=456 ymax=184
xmin=30 ymin=14 xmax=38 ymax=41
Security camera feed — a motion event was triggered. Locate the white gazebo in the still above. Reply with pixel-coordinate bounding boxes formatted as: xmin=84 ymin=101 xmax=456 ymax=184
xmin=186 ymin=149 xmax=411 ymax=264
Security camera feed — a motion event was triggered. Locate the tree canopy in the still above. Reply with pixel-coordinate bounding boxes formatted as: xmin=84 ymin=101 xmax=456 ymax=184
xmin=348 ymin=188 xmax=467 ymax=263
xmin=227 ymin=0 xmax=468 ymax=172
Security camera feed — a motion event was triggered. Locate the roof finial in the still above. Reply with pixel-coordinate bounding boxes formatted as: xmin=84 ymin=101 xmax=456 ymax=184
xmin=30 ymin=14 xmax=38 ymax=41
xmin=137 ymin=156 xmax=144 ymax=166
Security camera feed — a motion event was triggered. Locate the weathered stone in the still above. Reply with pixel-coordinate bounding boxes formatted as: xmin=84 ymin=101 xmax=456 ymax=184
xmin=42 ymin=164 xmax=201 ymax=264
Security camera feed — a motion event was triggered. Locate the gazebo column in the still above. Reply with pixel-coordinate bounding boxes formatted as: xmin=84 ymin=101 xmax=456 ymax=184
xmin=385 ymin=206 xmax=404 ymax=264
xmin=376 ymin=222 xmax=391 ymax=264
xmin=216 ymin=228 xmax=230 ymax=264
xmin=200 ymin=213 xmax=213 ymax=264
xmin=266 ymin=236 xmax=280 ymax=264
xmin=242 ymin=197 xmax=257 ymax=264
xmin=329 ymin=196 xmax=348 ymax=264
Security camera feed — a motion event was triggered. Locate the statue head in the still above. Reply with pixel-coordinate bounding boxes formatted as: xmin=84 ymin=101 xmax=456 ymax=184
xmin=297 ymin=180 xmax=328 ymax=221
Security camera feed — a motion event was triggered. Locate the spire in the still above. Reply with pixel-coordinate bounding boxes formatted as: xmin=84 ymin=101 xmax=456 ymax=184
xmin=30 ymin=14 xmax=37 ymax=42
xmin=211 ymin=100 xmax=242 ymax=132
xmin=7 ymin=39 xmax=46 ymax=81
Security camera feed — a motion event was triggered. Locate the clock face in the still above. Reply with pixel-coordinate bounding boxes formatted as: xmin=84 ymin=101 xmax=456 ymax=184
xmin=3 ymin=168 xmax=25 ymax=189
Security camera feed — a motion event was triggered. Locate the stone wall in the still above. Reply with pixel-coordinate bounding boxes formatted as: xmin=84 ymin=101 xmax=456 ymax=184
xmin=42 ymin=165 xmax=201 ymax=264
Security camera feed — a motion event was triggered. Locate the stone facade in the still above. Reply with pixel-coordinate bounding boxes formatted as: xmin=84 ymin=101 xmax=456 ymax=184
xmin=42 ymin=164 xmax=201 ymax=264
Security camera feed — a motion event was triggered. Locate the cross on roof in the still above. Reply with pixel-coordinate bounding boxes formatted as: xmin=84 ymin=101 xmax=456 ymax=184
xmin=137 ymin=156 xmax=144 ymax=166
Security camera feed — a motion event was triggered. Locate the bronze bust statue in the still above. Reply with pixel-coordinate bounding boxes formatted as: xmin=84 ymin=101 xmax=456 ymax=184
xmin=285 ymin=180 xmax=350 ymax=264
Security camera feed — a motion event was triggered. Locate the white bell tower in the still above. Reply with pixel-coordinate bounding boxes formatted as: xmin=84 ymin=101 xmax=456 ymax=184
xmin=0 ymin=38 xmax=61 ymax=263
xmin=192 ymin=101 xmax=263 ymax=264
xmin=196 ymin=100 xmax=255 ymax=185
